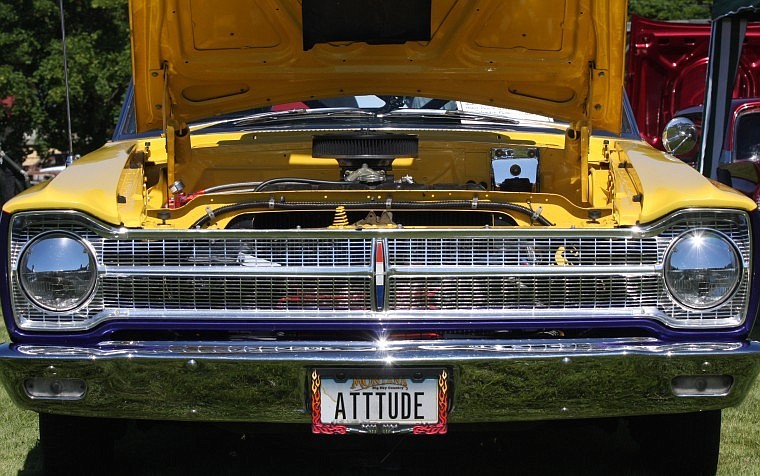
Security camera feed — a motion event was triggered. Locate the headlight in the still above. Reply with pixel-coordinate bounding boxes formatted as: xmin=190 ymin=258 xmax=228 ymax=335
xmin=664 ymin=229 xmax=741 ymax=309
xmin=17 ymin=232 xmax=98 ymax=312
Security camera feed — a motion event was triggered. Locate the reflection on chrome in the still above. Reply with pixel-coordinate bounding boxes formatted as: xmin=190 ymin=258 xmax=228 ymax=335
xmin=12 ymin=339 xmax=744 ymax=358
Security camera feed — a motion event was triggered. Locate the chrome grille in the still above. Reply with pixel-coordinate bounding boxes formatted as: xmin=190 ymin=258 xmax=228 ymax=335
xmin=101 ymin=238 xmax=371 ymax=267
xmin=8 ymin=209 xmax=752 ymax=330
xmin=388 ymin=276 xmax=660 ymax=310
xmin=102 ymin=276 xmax=372 ymax=311
xmin=387 ymin=237 xmax=660 ymax=267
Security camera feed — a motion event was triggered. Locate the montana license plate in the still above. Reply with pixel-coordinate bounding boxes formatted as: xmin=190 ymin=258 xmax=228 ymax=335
xmin=310 ymin=368 xmax=448 ymax=434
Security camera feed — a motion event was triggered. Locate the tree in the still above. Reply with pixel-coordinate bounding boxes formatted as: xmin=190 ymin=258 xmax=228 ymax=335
xmin=629 ymin=0 xmax=713 ymax=20
xmin=0 ymin=0 xmax=131 ymax=159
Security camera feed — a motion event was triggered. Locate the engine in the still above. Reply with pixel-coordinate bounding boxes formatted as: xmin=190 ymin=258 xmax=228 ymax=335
xmin=254 ymin=133 xmax=486 ymax=192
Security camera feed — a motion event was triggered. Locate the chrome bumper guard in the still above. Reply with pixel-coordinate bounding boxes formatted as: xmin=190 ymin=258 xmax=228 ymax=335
xmin=1 ymin=338 xmax=759 ymax=423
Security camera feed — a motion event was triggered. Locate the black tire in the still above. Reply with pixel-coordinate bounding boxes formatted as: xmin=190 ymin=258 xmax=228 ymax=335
xmin=629 ymin=410 xmax=721 ymax=476
xmin=39 ymin=413 xmax=124 ymax=475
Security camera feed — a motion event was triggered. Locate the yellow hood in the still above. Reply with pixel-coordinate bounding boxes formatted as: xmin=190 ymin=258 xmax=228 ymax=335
xmin=129 ymin=0 xmax=627 ymax=133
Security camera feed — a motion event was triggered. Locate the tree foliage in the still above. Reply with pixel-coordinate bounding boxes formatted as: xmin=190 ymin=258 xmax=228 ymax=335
xmin=0 ymin=0 xmax=130 ymax=159
xmin=629 ymin=0 xmax=713 ymax=20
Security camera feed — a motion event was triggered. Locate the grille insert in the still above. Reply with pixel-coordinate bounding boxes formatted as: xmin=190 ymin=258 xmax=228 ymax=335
xmin=102 ymin=276 xmax=372 ymax=311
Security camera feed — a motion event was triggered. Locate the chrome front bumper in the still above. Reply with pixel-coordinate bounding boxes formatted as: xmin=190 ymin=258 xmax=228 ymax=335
xmin=1 ymin=338 xmax=759 ymax=423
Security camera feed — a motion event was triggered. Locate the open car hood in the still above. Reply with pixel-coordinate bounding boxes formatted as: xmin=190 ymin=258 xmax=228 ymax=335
xmin=626 ymin=15 xmax=760 ymax=149
xmin=129 ymin=0 xmax=626 ymax=134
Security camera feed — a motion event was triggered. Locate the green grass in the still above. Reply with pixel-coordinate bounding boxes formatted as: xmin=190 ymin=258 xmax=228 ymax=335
xmin=0 ymin=391 xmax=38 ymax=476
xmin=0 ymin=326 xmax=40 ymax=475
xmin=0 ymin=321 xmax=758 ymax=475
xmin=721 ymin=375 xmax=760 ymax=475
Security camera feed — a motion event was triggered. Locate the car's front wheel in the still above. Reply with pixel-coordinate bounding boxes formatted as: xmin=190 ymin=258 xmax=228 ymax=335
xmin=39 ymin=413 xmax=125 ymax=475
xmin=628 ymin=410 xmax=721 ymax=476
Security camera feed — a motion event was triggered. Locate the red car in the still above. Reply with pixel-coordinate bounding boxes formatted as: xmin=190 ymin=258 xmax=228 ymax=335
xmin=626 ymin=16 xmax=760 ymax=201
xmin=626 ymin=15 xmax=760 ymax=151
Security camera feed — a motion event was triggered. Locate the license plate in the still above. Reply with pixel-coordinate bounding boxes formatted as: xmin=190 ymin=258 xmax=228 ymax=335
xmin=310 ymin=368 xmax=448 ymax=435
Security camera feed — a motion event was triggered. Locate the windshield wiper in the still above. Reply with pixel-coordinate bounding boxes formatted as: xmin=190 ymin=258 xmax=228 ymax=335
xmin=380 ymin=109 xmax=519 ymax=125
xmin=231 ymin=108 xmax=377 ymax=127
xmin=194 ymin=107 xmax=522 ymax=131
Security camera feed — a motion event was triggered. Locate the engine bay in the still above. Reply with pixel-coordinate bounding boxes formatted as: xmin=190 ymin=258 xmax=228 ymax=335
xmin=118 ymin=128 xmax=630 ymax=230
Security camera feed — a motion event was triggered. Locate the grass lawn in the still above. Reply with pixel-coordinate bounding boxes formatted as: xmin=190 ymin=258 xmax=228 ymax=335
xmin=0 ymin=323 xmax=758 ymax=475
xmin=0 ymin=327 xmax=40 ymax=475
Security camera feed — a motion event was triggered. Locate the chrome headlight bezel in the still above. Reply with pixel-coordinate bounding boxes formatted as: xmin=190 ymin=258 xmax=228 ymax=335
xmin=663 ymin=228 xmax=743 ymax=310
xmin=16 ymin=231 xmax=99 ymax=313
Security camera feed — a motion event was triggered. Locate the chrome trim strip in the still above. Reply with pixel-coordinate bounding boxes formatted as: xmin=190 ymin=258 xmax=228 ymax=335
xmin=73 ymin=307 xmax=739 ymax=331
xmin=88 ymin=307 xmax=657 ymax=321
xmin=105 ymin=265 xmax=659 ymax=277
xmin=389 ymin=265 xmax=661 ymax=275
xmin=106 ymin=266 xmax=372 ymax=277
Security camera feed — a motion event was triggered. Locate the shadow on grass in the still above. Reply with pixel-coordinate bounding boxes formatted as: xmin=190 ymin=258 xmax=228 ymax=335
xmin=16 ymin=418 xmax=661 ymax=475
xmin=17 ymin=444 xmax=42 ymax=476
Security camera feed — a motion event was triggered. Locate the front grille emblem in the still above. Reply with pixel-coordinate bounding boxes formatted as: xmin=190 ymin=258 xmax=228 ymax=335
xmin=375 ymin=240 xmax=386 ymax=309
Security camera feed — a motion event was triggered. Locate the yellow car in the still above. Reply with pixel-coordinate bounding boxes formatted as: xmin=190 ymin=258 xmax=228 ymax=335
xmin=1 ymin=1 xmax=758 ymax=474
